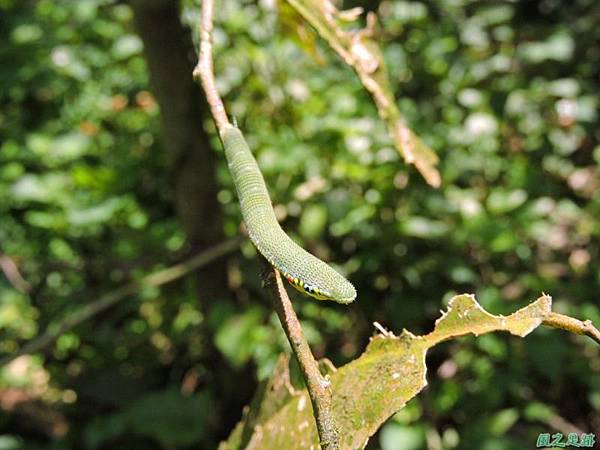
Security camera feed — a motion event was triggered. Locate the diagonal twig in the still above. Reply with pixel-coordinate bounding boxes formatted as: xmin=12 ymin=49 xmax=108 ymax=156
xmin=0 ymin=238 xmax=242 ymax=367
xmin=0 ymin=254 xmax=32 ymax=293
xmin=285 ymin=0 xmax=440 ymax=187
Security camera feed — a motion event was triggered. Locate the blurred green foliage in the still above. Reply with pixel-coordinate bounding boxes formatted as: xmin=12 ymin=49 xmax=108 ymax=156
xmin=0 ymin=0 xmax=599 ymax=449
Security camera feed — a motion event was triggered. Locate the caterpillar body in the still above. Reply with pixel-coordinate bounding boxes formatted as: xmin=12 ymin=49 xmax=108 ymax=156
xmin=221 ymin=124 xmax=357 ymax=304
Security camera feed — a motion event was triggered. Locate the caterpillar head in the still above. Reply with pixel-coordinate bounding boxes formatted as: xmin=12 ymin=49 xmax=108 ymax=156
xmin=328 ymin=278 xmax=357 ymax=304
xmin=282 ymin=271 xmax=357 ymax=304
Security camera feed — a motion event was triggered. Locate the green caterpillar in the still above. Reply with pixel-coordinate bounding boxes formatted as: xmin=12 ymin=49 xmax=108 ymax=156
xmin=221 ymin=124 xmax=356 ymax=304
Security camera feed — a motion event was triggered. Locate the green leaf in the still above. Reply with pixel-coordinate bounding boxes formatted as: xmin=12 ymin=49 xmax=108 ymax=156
xmin=215 ymin=307 xmax=265 ymax=368
xmin=0 ymin=435 xmax=23 ymax=450
xmin=399 ymin=216 xmax=449 ymax=238
xmin=84 ymin=388 xmax=210 ymax=448
xmin=380 ymin=423 xmax=425 ymax=450
xmin=486 ymin=189 xmax=527 ymax=214
xmin=11 ymin=173 xmax=70 ymax=203
xmin=487 ymin=408 xmax=519 ymax=436
xmin=66 ymin=197 xmax=125 ymax=226
xmin=111 ymin=34 xmax=143 ymax=60
xmin=126 ymin=389 xmax=210 ymax=446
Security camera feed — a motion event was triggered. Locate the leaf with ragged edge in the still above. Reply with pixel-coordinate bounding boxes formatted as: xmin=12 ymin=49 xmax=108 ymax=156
xmin=219 ymin=294 xmax=552 ymax=450
xmin=284 ymin=0 xmax=441 ymax=187
xmin=278 ymin=1 xmax=326 ymax=66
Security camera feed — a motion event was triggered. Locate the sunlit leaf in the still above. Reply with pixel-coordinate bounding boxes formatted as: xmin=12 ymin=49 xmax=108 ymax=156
xmin=220 ymin=294 xmax=552 ymax=450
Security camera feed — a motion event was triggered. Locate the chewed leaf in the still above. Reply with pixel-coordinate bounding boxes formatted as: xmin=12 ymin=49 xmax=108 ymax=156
xmin=219 ymin=294 xmax=553 ymax=450
xmin=426 ymin=294 xmax=552 ymax=344
xmin=285 ymin=0 xmax=441 ymax=187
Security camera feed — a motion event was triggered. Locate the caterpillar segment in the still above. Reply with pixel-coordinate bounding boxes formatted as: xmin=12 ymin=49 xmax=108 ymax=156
xmin=220 ymin=124 xmax=357 ymax=304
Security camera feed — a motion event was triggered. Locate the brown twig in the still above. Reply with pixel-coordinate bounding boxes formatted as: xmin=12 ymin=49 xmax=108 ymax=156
xmin=192 ymin=2 xmax=339 ymax=447
xmin=263 ymin=266 xmax=339 ymax=450
xmin=1 ymin=238 xmax=242 ymax=367
xmin=285 ymin=0 xmax=441 ymax=187
xmin=192 ymin=0 xmax=229 ymax=131
xmin=543 ymin=312 xmax=600 ymax=345
xmin=0 ymin=254 xmax=32 ymax=293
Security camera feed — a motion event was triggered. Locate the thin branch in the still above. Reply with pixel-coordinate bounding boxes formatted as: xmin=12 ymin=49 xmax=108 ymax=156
xmin=543 ymin=312 xmax=600 ymax=345
xmin=546 ymin=412 xmax=585 ymax=436
xmin=1 ymin=238 xmax=242 ymax=367
xmin=193 ymin=2 xmax=339 ymax=447
xmin=263 ymin=266 xmax=339 ymax=450
xmin=0 ymin=254 xmax=31 ymax=293
xmin=192 ymin=0 xmax=229 ymax=131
